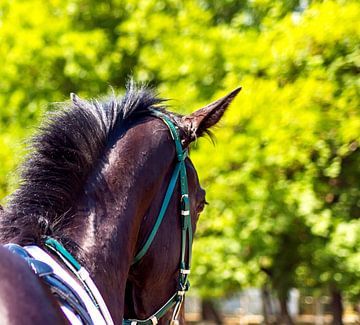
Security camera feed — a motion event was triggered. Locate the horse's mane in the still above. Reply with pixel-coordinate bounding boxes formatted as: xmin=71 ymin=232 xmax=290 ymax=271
xmin=0 ymin=82 xmax=167 ymax=245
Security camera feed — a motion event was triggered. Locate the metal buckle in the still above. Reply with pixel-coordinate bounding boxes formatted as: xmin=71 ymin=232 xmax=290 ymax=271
xmin=170 ymin=296 xmax=183 ymax=325
xmin=150 ymin=316 xmax=158 ymax=325
xmin=181 ymin=195 xmax=189 ymax=214
xmin=170 ymin=320 xmax=179 ymax=325
xmin=180 ymin=269 xmax=190 ymax=275
xmin=170 ymin=319 xmax=180 ymax=325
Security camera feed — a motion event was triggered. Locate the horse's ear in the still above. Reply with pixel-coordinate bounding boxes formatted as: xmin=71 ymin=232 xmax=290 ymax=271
xmin=181 ymin=87 xmax=241 ymax=145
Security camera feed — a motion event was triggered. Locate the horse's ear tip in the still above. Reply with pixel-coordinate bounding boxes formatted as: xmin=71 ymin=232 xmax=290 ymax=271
xmin=230 ymin=86 xmax=242 ymax=97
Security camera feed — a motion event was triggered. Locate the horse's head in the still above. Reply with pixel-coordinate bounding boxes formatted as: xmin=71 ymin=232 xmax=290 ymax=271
xmin=0 ymin=82 xmax=239 ymax=325
xmin=123 ymin=87 xmax=241 ymax=325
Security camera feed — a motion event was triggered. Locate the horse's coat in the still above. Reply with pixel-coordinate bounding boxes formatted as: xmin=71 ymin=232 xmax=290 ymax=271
xmin=0 ymin=82 xmax=240 ymax=324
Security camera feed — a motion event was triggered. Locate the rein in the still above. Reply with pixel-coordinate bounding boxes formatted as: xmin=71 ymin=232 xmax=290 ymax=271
xmin=43 ymin=112 xmax=193 ymax=325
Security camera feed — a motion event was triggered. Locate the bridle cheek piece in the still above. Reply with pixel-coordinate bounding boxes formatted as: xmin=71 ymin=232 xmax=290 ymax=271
xmin=125 ymin=111 xmax=194 ymax=325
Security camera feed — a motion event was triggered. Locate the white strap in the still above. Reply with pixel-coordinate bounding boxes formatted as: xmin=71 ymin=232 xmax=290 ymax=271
xmin=25 ymin=245 xmax=108 ymax=325
xmin=77 ymin=267 xmax=90 ymax=281
xmin=61 ymin=304 xmax=83 ymax=325
xmin=82 ymin=269 xmax=114 ymax=325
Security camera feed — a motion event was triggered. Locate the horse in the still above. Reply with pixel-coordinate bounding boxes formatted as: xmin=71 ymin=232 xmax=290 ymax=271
xmin=0 ymin=82 xmax=240 ymax=325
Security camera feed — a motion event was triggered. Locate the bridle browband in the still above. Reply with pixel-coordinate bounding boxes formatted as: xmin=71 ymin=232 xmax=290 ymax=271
xmin=124 ymin=111 xmax=193 ymax=325
xmin=43 ymin=111 xmax=194 ymax=325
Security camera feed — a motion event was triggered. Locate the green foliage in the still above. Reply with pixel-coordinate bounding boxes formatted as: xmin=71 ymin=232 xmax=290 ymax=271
xmin=0 ymin=0 xmax=359 ymax=303
xmin=191 ymin=0 xmax=360 ymax=300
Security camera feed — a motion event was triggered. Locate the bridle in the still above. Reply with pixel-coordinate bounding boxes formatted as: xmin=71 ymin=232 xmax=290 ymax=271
xmin=124 ymin=111 xmax=193 ymax=325
xmin=43 ymin=111 xmax=194 ymax=325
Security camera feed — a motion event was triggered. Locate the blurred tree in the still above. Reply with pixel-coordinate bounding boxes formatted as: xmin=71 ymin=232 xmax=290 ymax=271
xmin=191 ymin=1 xmax=360 ymax=324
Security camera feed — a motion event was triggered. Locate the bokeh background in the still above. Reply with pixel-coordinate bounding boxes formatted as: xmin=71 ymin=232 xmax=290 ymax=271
xmin=0 ymin=1 xmax=359 ymax=324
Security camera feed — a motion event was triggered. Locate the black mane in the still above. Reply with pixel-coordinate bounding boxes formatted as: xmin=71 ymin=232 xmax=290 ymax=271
xmin=0 ymin=82 xmax=167 ymax=245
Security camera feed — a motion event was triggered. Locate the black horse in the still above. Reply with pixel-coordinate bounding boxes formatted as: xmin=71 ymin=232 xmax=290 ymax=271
xmin=0 ymin=82 xmax=240 ymax=325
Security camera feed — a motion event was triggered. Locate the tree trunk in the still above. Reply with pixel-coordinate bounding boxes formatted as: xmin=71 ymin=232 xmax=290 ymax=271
xmin=315 ymin=297 xmax=324 ymax=325
xmin=354 ymin=303 xmax=360 ymax=324
xmin=330 ymin=287 xmax=343 ymax=325
xmin=278 ymin=295 xmax=294 ymax=325
xmin=201 ymin=298 xmax=223 ymax=325
xmin=261 ymin=285 xmax=273 ymax=325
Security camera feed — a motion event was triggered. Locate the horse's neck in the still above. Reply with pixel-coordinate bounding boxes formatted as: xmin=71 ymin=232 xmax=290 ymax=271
xmin=64 ymin=132 xmax=172 ymax=323
xmin=66 ymin=181 xmax=147 ymax=323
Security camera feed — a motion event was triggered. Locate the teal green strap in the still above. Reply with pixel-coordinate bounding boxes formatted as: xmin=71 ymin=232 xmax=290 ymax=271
xmin=122 ymin=293 xmax=179 ymax=325
xmin=150 ymin=111 xmax=183 ymax=158
xmin=45 ymin=237 xmax=101 ymax=308
xmin=126 ymin=111 xmax=193 ymax=325
xmin=132 ymin=111 xmax=188 ymax=265
xmin=132 ymin=161 xmax=182 ymax=265
xmin=45 ymin=237 xmax=81 ymax=271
